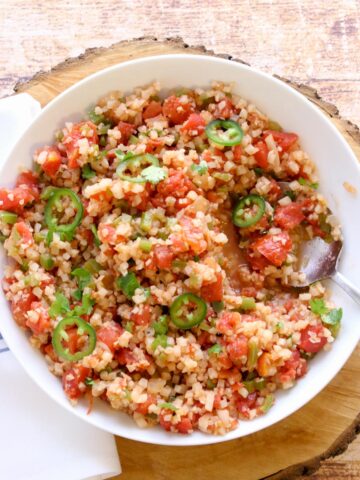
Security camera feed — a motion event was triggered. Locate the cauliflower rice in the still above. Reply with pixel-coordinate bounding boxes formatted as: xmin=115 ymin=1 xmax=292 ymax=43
xmin=0 ymin=81 xmax=343 ymax=435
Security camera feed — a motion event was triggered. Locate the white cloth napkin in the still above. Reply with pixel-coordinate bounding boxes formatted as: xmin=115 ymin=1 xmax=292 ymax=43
xmin=0 ymin=94 xmax=121 ymax=480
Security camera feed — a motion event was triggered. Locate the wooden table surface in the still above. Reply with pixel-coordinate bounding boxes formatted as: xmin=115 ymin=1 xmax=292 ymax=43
xmin=1 ymin=1 xmax=360 ymax=478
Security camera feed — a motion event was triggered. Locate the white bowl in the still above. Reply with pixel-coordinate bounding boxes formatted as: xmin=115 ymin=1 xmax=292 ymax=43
xmin=1 ymin=54 xmax=360 ymax=446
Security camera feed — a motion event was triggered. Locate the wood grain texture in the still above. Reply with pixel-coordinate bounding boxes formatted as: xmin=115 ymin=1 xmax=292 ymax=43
xmin=1 ymin=0 xmax=360 ymax=127
xmin=15 ymin=37 xmax=360 ymax=480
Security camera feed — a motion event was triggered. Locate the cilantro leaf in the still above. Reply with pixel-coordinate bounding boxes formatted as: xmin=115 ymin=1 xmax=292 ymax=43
xmin=191 ymin=160 xmax=208 ymax=175
xmin=72 ymin=293 xmax=95 ymax=317
xmin=81 ymin=164 xmax=96 ymax=180
xmin=49 ymin=292 xmax=71 ymax=318
xmin=141 ymin=165 xmax=167 ymax=184
xmin=71 ymin=267 xmax=92 ymax=292
xmin=208 ymin=344 xmax=222 ymax=355
xmin=298 ymin=177 xmax=319 ymax=189
xmin=322 ymin=307 xmax=343 ymax=326
xmin=309 ymin=298 xmax=328 ymax=316
xmin=116 ymin=272 xmax=140 ymax=298
xmin=159 ymin=402 xmax=177 ymax=411
xmin=84 ymin=377 xmax=94 ymax=386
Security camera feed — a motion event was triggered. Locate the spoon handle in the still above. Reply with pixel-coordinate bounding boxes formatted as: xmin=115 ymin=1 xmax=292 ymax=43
xmin=332 ymin=271 xmax=360 ymax=306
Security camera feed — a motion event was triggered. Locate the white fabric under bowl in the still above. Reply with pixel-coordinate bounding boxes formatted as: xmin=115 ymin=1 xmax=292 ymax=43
xmin=1 ymin=55 xmax=360 ymax=446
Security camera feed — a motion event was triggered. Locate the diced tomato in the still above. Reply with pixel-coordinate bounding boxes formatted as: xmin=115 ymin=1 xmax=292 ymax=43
xmin=153 ymin=169 xmax=197 ymax=211
xmin=117 ymin=121 xmax=136 ymax=145
xmin=135 ymin=394 xmax=157 ymax=415
xmin=236 ymin=391 xmax=258 ymax=418
xmin=215 ymin=97 xmax=234 ymax=119
xmin=227 ymin=335 xmax=248 ymax=366
xmin=15 ymin=221 xmax=33 ymax=247
xmin=299 ymin=324 xmax=327 ymax=353
xmin=131 ymin=304 xmax=151 ymax=326
xmin=218 ymin=353 xmax=233 ymax=370
xmin=98 ymin=224 xmax=117 ymax=244
xmin=257 ymin=352 xmax=273 ymax=377
xmin=200 ymin=273 xmax=223 ymax=302
xmin=274 ymin=203 xmax=304 ymax=230
xmin=97 ymin=322 xmax=124 ymax=352
xmin=250 ymin=231 xmax=292 ymax=267
xmin=267 ymin=178 xmax=282 ymax=203
xmin=246 ymin=252 xmax=270 ymax=271
xmin=278 ymin=350 xmax=307 ymax=383
xmin=172 ymin=216 xmax=207 ymax=255
xmin=16 ymin=171 xmax=38 ymax=191
xmin=216 ymin=311 xmax=241 ymax=334
xmin=197 ymin=331 xmax=212 ymax=348
xmin=233 ymin=145 xmax=243 ymax=163
xmin=264 ymin=131 xmax=298 ymax=152
xmin=176 ymin=416 xmax=193 ymax=434
xmin=153 ymin=245 xmax=174 ymax=269
xmin=180 ymin=113 xmax=206 ymax=136
xmin=241 ymin=287 xmax=258 ymax=298
xmin=117 ymin=348 xmax=136 ymax=365
xmin=159 ymin=410 xmax=173 ymax=431
xmin=37 ymin=147 xmax=62 ymax=178
xmin=254 ymin=141 xmax=269 ymax=169
xmin=11 ymin=288 xmax=37 ymax=327
xmin=145 ymin=138 xmax=164 ymax=153
xmin=162 ymin=96 xmax=193 ymax=125
xmin=213 ymin=393 xmax=222 ymax=409
xmin=143 ymin=101 xmax=162 ymax=120
xmin=0 ymin=186 xmax=37 ymax=213
xmin=26 ymin=301 xmax=51 ymax=335
xmin=63 ymin=121 xmax=98 ymax=169
xmin=43 ymin=343 xmax=58 ymax=362
xmin=62 ymin=365 xmax=90 ymax=400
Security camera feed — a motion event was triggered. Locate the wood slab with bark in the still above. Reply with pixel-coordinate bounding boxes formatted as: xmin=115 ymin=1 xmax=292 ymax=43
xmin=14 ymin=38 xmax=360 ymax=480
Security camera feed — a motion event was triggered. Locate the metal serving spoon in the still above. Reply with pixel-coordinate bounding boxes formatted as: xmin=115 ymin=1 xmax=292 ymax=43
xmin=278 ymin=182 xmax=360 ymax=305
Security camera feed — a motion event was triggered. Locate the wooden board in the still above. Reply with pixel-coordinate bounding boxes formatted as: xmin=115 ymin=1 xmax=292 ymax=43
xmin=14 ymin=38 xmax=360 ymax=480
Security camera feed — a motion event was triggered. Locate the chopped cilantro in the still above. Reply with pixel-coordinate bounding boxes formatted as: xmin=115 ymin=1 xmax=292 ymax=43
xmin=81 ymin=164 xmax=96 ymax=180
xmin=159 ymin=402 xmax=177 ymax=411
xmin=298 ymin=177 xmax=319 ymax=189
xmin=208 ymin=344 xmax=222 ymax=355
xmin=49 ymin=292 xmax=70 ymax=318
xmin=191 ymin=160 xmax=208 ymax=175
xmin=116 ymin=272 xmax=140 ymax=298
xmin=124 ymin=321 xmax=134 ymax=333
xmin=141 ymin=165 xmax=167 ymax=184
xmin=322 ymin=307 xmax=343 ymax=326
xmin=309 ymin=298 xmax=328 ymax=316
xmin=72 ymin=294 xmax=95 ymax=316
xmin=85 ymin=377 xmax=94 ymax=386
xmin=71 ymin=267 xmax=92 ymax=292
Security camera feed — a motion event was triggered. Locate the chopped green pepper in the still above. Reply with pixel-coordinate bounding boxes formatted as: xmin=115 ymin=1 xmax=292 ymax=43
xmin=83 ymin=259 xmax=102 ymax=274
xmin=232 ymin=194 xmax=265 ymax=228
xmin=139 ymin=238 xmax=152 ymax=253
xmin=116 ymin=153 xmax=160 ymax=183
xmin=247 ymin=338 xmax=259 ymax=370
xmin=170 ymin=293 xmax=207 ymax=330
xmin=205 ymin=119 xmax=243 ymax=146
xmin=44 ymin=188 xmax=83 ymax=242
xmin=240 ymin=297 xmax=256 ymax=311
xmin=90 ymin=224 xmax=101 ymax=247
xmin=52 ymin=316 xmax=96 ymax=361
xmin=40 ymin=254 xmax=55 ymax=271
xmin=0 ymin=211 xmax=18 ymax=224
xmin=211 ymin=301 xmax=224 ymax=313
xmin=153 ymin=315 xmax=169 ymax=335
xmin=260 ymin=394 xmax=274 ymax=413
